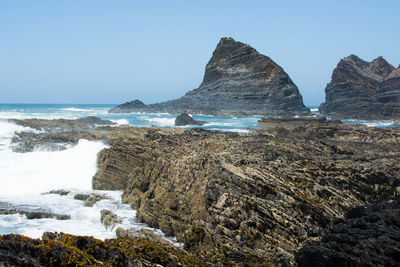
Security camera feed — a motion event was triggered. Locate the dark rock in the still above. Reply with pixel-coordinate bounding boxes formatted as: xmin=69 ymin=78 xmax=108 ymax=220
xmin=319 ymin=55 xmax=400 ymax=119
xmin=0 ymin=232 xmax=207 ymax=266
xmin=73 ymin=193 xmax=110 ymax=207
xmin=76 ymin=116 xmax=116 ymax=125
xmin=11 ymin=116 xmax=115 ymax=132
xmin=44 ymin=189 xmax=70 ymax=196
xmin=296 ymin=197 xmax=400 ymax=266
xmin=109 ymin=99 xmax=147 ymax=113
xmin=0 ymin=209 xmax=70 ymax=220
xmin=175 ymin=113 xmax=206 ymax=126
xmin=110 ymin=37 xmax=310 ymax=116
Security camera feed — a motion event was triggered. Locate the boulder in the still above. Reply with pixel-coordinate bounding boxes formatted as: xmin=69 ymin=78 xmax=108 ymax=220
xmin=175 ymin=113 xmax=206 ymax=126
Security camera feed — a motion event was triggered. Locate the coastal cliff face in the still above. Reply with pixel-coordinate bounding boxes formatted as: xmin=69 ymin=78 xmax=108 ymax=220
xmin=110 ymin=37 xmax=310 ymax=116
xmin=91 ymin=124 xmax=400 ymax=264
xmin=319 ymin=55 xmax=400 ymax=119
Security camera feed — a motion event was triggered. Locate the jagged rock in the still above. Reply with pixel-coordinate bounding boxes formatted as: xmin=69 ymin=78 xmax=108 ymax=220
xmin=319 ymin=55 xmax=400 ymax=119
xmin=73 ymin=193 xmax=110 ymax=207
xmin=100 ymin=209 xmax=121 ymax=229
xmin=110 ymin=37 xmax=310 ymax=116
xmin=91 ymin=124 xmax=400 ymax=264
xmin=296 ymin=196 xmax=400 ymax=266
xmin=175 ymin=113 xmax=206 ymax=126
xmin=11 ymin=116 xmax=115 ymax=131
xmin=11 ymin=131 xmax=97 ymax=152
xmin=9 ymin=122 xmax=400 ymax=264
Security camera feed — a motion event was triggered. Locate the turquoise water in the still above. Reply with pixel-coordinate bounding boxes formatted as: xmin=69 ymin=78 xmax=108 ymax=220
xmin=0 ymin=103 xmax=398 ymax=130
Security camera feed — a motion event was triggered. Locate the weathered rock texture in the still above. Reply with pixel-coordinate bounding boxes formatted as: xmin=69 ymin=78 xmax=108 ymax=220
xmin=296 ymin=196 xmax=400 ymax=266
xmin=319 ymin=55 xmax=400 ymax=119
xmin=0 ymin=232 xmax=206 ymax=266
xmin=110 ymin=37 xmax=310 ymax=116
xmin=90 ymin=124 xmax=400 ymax=264
xmin=8 ymin=118 xmax=400 ymax=265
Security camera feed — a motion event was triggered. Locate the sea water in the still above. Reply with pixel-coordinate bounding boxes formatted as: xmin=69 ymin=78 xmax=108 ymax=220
xmin=0 ymin=104 xmax=398 ymax=240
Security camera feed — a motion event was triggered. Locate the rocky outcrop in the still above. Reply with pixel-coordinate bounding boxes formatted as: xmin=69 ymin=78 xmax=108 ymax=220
xmin=296 ymin=196 xmax=400 ymax=266
xmin=175 ymin=113 xmax=206 ymax=126
xmin=11 ymin=116 xmax=115 ymax=131
xmin=0 ymin=232 xmax=206 ymax=266
xmin=110 ymin=37 xmax=310 ymax=116
xmin=319 ymin=55 xmax=400 ymax=119
xmin=91 ymin=124 xmax=400 ymax=264
xmin=8 ymin=119 xmax=400 ymax=264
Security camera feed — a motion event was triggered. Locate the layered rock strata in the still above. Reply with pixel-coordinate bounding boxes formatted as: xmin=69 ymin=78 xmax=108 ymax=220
xmin=90 ymin=124 xmax=400 ymax=264
xmin=8 ymin=119 xmax=400 ymax=265
xmin=110 ymin=37 xmax=310 ymax=116
xmin=319 ymin=55 xmax=400 ymax=119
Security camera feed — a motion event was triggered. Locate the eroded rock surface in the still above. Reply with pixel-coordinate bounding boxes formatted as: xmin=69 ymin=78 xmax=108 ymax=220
xmin=91 ymin=124 xmax=400 ymax=264
xmin=319 ymin=55 xmax=400 ymax=119
xmin=110 ymin=37 xmax=310 ymax=116
xmin=296 ymin=196 xmax=400 ymax=266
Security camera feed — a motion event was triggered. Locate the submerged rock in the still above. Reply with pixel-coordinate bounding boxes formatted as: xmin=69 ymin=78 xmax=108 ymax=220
xmin=100 ymin=209 xmax=121 ymax=229
xmin=175 ymin=113 xmax=206 ymax=126
xmin=319 ymin=55 xmax=400 ymax=119
xmin=110 ymin=37 xmax=310 ymax=116
xmin=0 ymin=209 xmax=70 ymax=220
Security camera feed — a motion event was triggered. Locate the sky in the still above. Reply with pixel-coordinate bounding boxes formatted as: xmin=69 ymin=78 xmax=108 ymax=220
xmin=1 ymin=1 xmax=399 ymax=106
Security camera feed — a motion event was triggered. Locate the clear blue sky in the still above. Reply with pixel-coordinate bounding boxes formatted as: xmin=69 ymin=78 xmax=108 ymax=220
xmin=1 ymin=1 xmax=399 ymax=105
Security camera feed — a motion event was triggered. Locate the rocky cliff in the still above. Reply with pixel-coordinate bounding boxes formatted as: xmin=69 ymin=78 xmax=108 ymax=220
xmin=110 ymin=37 xmax=310 ymax=116
xmin=319 ymin=55 xmax=400 ymax=119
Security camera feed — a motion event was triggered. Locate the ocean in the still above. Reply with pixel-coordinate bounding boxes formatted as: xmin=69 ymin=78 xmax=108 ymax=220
xmin=0 ymin=103 xmax=398 ymax=240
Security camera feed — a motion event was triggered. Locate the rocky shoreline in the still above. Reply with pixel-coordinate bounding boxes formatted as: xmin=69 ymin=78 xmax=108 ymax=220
xmin=2 ymin=117 xmax=400 ymax=265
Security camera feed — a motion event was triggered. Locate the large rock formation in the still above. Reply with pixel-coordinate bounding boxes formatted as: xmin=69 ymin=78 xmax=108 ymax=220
xmin=8 ymin=118 xmax=400 ymax=265
xmin=90 ymin=124 xmax=400 ymax=264
xmin=110 ymin=37 xmax=310 ymax=116
xmin=319 ymin=55 xmax=400 ymax=119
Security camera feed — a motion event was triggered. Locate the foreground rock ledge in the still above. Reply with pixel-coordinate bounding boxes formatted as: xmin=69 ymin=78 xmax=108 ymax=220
xmin=89 ymin=123 xmax=400 ymax=264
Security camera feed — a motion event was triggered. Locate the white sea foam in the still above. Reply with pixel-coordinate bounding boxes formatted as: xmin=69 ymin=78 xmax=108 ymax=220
xmin=111 ymin=119 xmax=129 ymax=125
xmin=61 ymin=107 xmax=92 ymax=112
xmin=0 ymin=139 xmax=107 ymax=196
xmin=144 ymin=117 xmax=175 ymax=127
